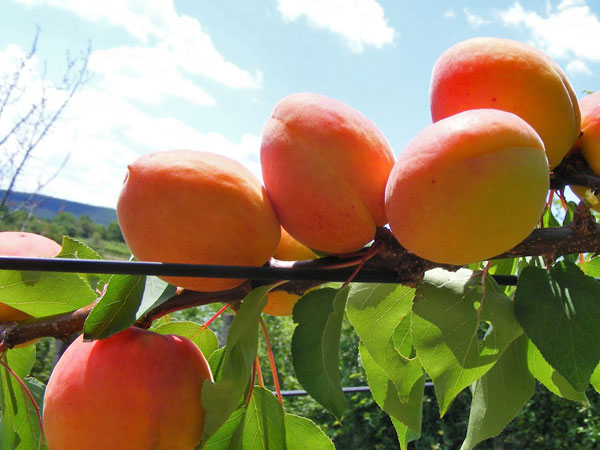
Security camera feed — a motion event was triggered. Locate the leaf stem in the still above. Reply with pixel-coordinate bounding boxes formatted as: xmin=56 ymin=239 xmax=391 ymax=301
xmin=259 ymin=317 xmax=283 ymax=406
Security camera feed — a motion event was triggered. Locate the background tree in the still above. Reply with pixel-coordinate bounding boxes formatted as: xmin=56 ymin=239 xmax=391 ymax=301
xmin=0 ymin=28 xmax=90 ymax=226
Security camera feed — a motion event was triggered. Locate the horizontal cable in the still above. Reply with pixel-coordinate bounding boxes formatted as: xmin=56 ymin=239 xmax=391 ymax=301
xmin=280 ymin=382 xmax=434 ymax=397
xmin=0 ymin=256 xmax=522 ymax=285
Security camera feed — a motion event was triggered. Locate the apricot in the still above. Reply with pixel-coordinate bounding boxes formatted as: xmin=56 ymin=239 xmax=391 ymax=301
xmin=117 ymin=150 xmax=281 ymax=292
xmin=260 ymin=92 xmax=395 ymax=254
xmin=43 ymin=327 xmax=213 ymax=450
xmin=430 ymin=37 xmax=580 ymax=169
xmin=569 ymin=92 xmax=600 ymax=210
xmin=263 ymin=228 xmax=318 ymax=316
xmin=0 ymin=231 xmax=61 ymax=322
xmin=385 ymin=109 xmax=549 ymax=265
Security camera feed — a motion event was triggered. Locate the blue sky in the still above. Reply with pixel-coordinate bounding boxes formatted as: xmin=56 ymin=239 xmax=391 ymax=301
xmin=1 ymin=0 xmax=599 ymax=208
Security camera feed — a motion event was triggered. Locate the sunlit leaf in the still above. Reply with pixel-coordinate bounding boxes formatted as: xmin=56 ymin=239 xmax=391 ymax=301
xmin=241 ymin=386 xmax=286 ymax=449
xmin=346 ymin=283 xmax=422 ymax=401
xmin=135 ymin=276 xmax=177 ymax=320
xmin=411 ymin=268 xmax=522 ymax=415
xmin=285 ymin=413 xmax=334 ymax=450
xmin=203 ymin=407 xmax=245 ymax=450
xmin=57 ymin=236 xmax=107 ymax=289
xmin=83 ymin=274 xmax=145 ymax=340
xmin=359 ymin=343 xmax=424 ymax=447
xmin=201 ymin=286 xmax=269 ymax=445
xmin=153 ymin=320 xmax=218 ymax=359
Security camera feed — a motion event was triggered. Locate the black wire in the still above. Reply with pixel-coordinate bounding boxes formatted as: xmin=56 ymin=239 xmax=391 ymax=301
xmin=279 ymin=382 xmax=434 ymax=397
xmin=0 ymin=256 xmax=520 ymax=285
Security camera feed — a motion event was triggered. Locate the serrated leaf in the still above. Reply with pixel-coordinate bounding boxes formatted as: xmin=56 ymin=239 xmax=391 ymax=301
xmin=390 ymin=417 xmax=420 ymax=450
xmin=284 ymin=413 xmax=334 ymax=450
xmin=346 ymin=283 xmax=422 ymax=401
xmin=0 ymin=346 xmax=44 ymax=450
xmin=292 ymin=287 xmax=348 ymax=419
xmin=359 ymin=342 xmax=424 ymax=446
xmin=527 ymin=339 xmax=587 ymax=403
xmin=203 ymin=407 xmax=245 ymax=450
xmin=153 ymin=320 xmax=218 ymax=359
xmin=201 ymin=286 xmax=269 ymax=445
xmin=514 ymin=262 xmax=600 ymax=391
xmin=240 ymin=386 xmax=286 ymax=450
xmin=0 ymin=270 xmax=97 ymax=317
xmin=411 ymin=268 xmax=522 ymax=415
xmin=57 ymin=236 xmax=107 ymax=289
xmin=460 ymin=334 xmax=535 ymax=450
xmin=83 ymin=274 xmax=145 ymax=340
xmin=135 ymin=276 xmax=177 ymax=320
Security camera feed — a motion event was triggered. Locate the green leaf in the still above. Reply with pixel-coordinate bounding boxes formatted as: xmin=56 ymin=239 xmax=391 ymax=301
xmin=201 ymin=286 xmax=269 ymax=445
xmin=0 ymin=270 xmax=97 ymax=317
xmin=591 ymin=364 xmax=600 ymax=394
xmin=57 ymin=236 xmax=107 ymax=290
xmin=241 ymin=386 xmax=286 ymax=449
xmin=208 ymin=347 xmax=226 ymax=383
xmin=203 ymin=407 xmax=245 ymax=450
xmin=390 ymin=417 xmax=420 ymax=450
xmin=0 ymin=346 xmax=44 ymax=450
xmin=542 ymin=204 xmax=561 ymax=228
xmin=411 ymin=268 xmax=522 ymax=415
xmin=284 ymin=413 xmax=334 ymax=450
xmin=460 ymin=334 xmax=535 ymax=450
xmin=527 ymin=339 xmax=587 ymax=403
xmin=153 ymin=320 xmax=218 ymax=359
xmin=583 ymin=257 xmax=600 ymax=278
xmin=135 ymin=276 xmax=177 ymax=320
xmin=292 ymin=287 xmax=348 ymax=419
xmin=83 ymin=274 xmax=145 ymax=340
xmin=346 ymin=283 xmax=422 ymax=401
xmin=359 ymin=343 xmax=424 ymax=447
xmin=514 ymin=262 xmax=600 ymax=391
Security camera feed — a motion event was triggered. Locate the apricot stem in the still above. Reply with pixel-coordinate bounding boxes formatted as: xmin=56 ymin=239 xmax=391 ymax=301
xmin=259 ymin=317 xmax=283 ymax=406
xmin=0 ymin=354 xmax=45 ymax=448
xmin=255 ymin=356 xmax=264 ymax=388
xmin=202 ymin=304 xmax=230 ymax=330
xmin=341 ymin=240 xmax=384 ymax=288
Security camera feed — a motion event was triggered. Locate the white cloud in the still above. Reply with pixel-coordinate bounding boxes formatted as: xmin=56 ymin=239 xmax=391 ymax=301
xmin=566 ymin=59 xmax=593 ymax=77
xmin=464 ymin=8 xmax=489 ymax=27
xmin=444 ymin=10 xmax=456 ymax=19
xmin=15 ymin=0 xmax=262 ymax=95
xmin=277 ymin=0 xmax=396 ymax=52
xmin=500 ymin=1 xmax=600 ymax=64
xmin=1 ymin=44 xmax=263 ymax=208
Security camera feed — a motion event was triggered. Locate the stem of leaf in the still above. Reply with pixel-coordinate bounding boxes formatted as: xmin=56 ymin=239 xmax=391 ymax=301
xmin=259 ymin=317 xmax=283 ymax=406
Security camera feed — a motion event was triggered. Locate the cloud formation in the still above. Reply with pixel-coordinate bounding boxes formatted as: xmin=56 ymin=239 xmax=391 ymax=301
xmin=277 ymin=0 xmax=396 ymax=52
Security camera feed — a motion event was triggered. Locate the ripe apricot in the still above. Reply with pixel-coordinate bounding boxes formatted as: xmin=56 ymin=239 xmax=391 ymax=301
xmin=430 ymin=37 xmax=580 ymax=169
xmin=385 ymin=109 xmax=549 ymax=265
xmin=0 ymin=231 xmax=61 ymax=322
xmin=260 ymin=92 xmax=395 ymax=254
xmin=263 ymin=228 xmax=318 ymax=316
xmin=43 ymin=327 xmax=213 ymax=450
xmin=570 ymin=92 xmax=600 ymax=210
xmin=117 ymin=150 xmax=281 ymax=292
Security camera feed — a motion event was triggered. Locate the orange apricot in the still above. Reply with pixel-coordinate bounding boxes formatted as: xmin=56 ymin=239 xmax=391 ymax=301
xmin=263 ymin=228 xmax=318 ymax=316
xmin=0 ymin=231 xmax=61 ymax=322
xmin=43 ymin=327 xmax=213 ymax=450
xmin=570 ymin=92 xmax=600 ymax=210
xmin=260 ymin=92 xmax=395 ymax=254
xmin=117 ymin=150 xmax=281 ymax=292
xmin=430 ymin=37 xmax=580 ymax=169
xmin=385 ymin=109 xmax=549 ymax=265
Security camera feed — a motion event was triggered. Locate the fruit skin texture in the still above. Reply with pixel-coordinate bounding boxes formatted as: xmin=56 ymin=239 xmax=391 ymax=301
xmin=570 ymin=92 xmax=600 ymax=210
xmin=117 ymin=150 xmax=281 ymax=292
xmin=43 ymin=327 xmax=213 ymax=450
xmin=263 ymin=228 xmax=318 ymax=316
xmin=385 ymin=109 xmax=549 ymax=265
xmin=430 ymin=37 xmax=580 ymax=169
xmin=0 ymin=231 xmax=61 ymax=322
xmin=260 ymin=92 xmax=395 ymax=254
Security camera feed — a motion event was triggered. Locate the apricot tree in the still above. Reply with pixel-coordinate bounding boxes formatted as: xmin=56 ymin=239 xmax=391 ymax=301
xmin=1 ymin=36 xmax=600 ymax=450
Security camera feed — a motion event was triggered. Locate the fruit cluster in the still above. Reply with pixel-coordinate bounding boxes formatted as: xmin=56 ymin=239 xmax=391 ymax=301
xmin=5 ymin=37 xmax=599 ymax=450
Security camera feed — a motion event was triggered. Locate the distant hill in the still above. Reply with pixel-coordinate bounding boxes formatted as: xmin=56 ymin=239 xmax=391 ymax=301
xmin=1 ymin=191 xmax=117 ymax=226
